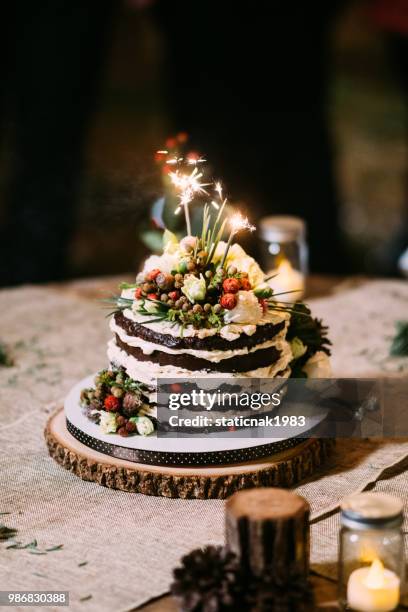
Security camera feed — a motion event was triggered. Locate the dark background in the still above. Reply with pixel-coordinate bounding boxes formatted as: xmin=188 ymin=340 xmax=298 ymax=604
xmin=0 ymin=0 xmax=407 ymax=286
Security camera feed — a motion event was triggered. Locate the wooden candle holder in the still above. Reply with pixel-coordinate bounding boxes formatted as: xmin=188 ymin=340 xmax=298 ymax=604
xmin=226 ymin=488 xmax=310 ymax=584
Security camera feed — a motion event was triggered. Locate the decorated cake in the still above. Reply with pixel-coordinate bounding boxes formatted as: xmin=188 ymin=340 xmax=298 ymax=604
xmin=79 ymin=153 xmax=331 ymax=437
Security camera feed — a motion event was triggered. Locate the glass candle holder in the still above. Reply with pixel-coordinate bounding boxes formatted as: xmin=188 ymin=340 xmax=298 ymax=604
xmin=259 ymin=215 xmax=307 ymax=302
xmin=339 ymin=492 xmax=404 ymax=611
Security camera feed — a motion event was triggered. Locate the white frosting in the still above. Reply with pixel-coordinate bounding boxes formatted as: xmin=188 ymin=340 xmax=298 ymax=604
xmin=120 ymin=296 xmax=289 ymax=340
xmin=110 ymin=317 xmax=288 ymax=363
xmin=107 ymin=337 xmax=293 ymax=388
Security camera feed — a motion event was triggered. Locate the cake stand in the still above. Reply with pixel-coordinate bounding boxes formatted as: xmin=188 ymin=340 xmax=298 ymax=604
xmin=44 ymin=375 xmax=334 ymax=499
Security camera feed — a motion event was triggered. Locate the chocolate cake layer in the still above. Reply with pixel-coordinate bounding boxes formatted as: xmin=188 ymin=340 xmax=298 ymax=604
xmin=114 ymin=311 xmax=286 ymax=351
xmin=114 ymin=334 xmax=281 ymax=373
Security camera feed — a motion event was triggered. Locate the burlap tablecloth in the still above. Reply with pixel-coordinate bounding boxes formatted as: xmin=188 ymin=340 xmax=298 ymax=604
xmin=1 ymin=280 xmax=408 ymax=612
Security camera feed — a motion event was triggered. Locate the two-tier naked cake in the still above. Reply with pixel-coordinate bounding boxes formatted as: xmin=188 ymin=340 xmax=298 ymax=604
xmin=79 ymin=222 xmax=331 ymax=438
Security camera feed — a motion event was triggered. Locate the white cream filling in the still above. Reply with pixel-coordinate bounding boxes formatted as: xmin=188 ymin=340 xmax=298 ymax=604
xmin=110 ymin=317 xmax=288 ymax=363
xmin=121 ymin=306 xmax=289 ymax=340
xmin=107 ymin=337 xmax=293 ymax=388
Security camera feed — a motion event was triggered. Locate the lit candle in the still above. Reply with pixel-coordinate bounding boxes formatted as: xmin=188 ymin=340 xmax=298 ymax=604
xmin=267 ymin=259 xmax=305 ymax=302
xmin=347 ymin=558 xmax=400 ymax=612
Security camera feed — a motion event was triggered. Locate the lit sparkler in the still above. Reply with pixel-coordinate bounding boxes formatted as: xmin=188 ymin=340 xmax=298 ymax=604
xmin=230 ymin=213 xmax=256 ymax=234
xmin=220 ymin=213 xmax=256 ymax=269
xmin=214 ymin=181 xmax=223 ymax=200
xmin=187 ymin=156 xmax=206 ymax=165
xmin=169 ymin=167 xmax=211 ymax=235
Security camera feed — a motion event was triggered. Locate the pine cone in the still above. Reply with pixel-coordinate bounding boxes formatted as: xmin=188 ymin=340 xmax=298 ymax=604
xmin=246 ymin=575 xmax=316 ymax=612
xmin=122 ymin=392 xmax=143 ymax=417
xmin=171 ymin=546 xmax=243 ymax=612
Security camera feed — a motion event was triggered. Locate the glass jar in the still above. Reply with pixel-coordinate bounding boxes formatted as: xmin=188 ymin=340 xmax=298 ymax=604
xmin=259 ymin=215 xmax=307 ymax=302
xmin=339 ymin=492 xmax=404 ymax=611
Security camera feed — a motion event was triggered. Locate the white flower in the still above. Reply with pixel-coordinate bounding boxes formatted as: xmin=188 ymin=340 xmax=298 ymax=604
xmin=100 ymin=412 xmax=117 ymax=434
xmin=131 ymin=297 xmax=157 ymax=315
xmin=213 ymin=242 xmax=265 ymax=286
xmin=143 ymin=233 xmax=199 ymax=276
xmin=180 ymin=235 xmax=198 ymax=252
xmin=223 ymin=290 xmax=263 ymax=324
xmin=133 ymin=416 xmax=155 ymax=436
xmin=290 ymin=337 xmax=307 ymax=360
xmin=181 ymin=274 xmax=207 ymax=303
xmin=142 ymin=252 xmax=179 ymax=275
xmin=302 ymin=352 xmax=332 ymax=378
xmin=144 ymin=299 xmax=159 ymax=313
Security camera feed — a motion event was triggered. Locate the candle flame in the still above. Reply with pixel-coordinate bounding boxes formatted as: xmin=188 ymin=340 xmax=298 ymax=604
xmin=365 ymin=559 xmax=385 ymax=589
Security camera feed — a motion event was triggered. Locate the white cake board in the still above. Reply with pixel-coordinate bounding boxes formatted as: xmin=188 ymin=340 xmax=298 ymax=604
xmin=64 ymin=375 xmax=328 ymax=467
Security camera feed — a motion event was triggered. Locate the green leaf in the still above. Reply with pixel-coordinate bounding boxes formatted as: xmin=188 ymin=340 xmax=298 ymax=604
xmin=45 ymin=544 xmax=64 ymax=552
xmin=29 ymin=550 xmax=47 ymax=555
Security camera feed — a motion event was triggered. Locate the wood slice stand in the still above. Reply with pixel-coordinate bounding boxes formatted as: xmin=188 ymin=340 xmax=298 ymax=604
xmin=45 ymin=408 xmax=334 ymax=499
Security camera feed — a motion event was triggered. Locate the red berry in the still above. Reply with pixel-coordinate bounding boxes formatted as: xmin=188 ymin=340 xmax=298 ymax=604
xmin=146 ymin=269 xmax=161 ymax=281
xmin=220 ymin=293 xmax=237 ymax=310
xmin=240 ymin=277 xmax=252 ymax=290
xmin=118 ymin=426 xmax=129 ymax=437
xmin=135 ymin=287 xmax=143 ymax=299
xmin=147 ymin=293 xmax=159 ymax=301
xmin=222 ymin=278 xmax=240 ymax=294
xmin=168 ymin=290 xmax=179 ymax=301
xmin=104 ymin=395 xmax=120 ymax=412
